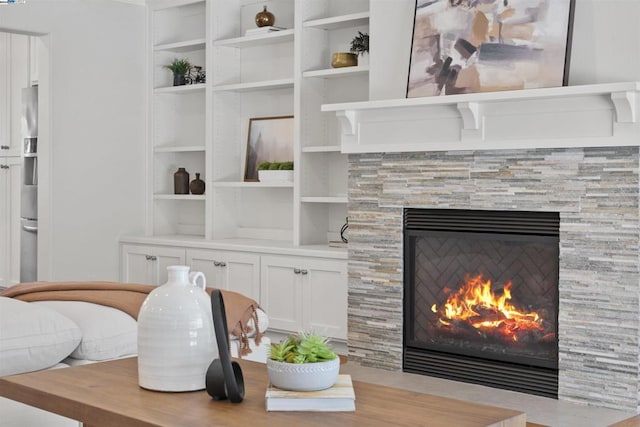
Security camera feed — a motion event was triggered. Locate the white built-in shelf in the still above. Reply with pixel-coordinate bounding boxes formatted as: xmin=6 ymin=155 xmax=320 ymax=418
xmin=301 ymin=196 xmax=348 ymax=204
xmin=155 ymin=83 xmax=206 ymax=94
xmin=212 ymin=181 xmax=294 ymax=188
xmin=303 ymin=12 xmax=370 ymax=30
xmin=302 ymin=145 xmax=341 ymax=153
xmin=213 ymin=29 xmax=294 ymax=48
xmin=154 ymin=194 xmax=206 ymax=200
xmin=154 ymin=145 xmax=205 ymax=153
xmin=303 ymin=65 xmax=369 ymax=79
xmin=154 ymin=38 xmax=206 ymax=52
xmin=211 ymin=78 xmax=294 ymax=93
xmin=322 ymin=82 xmax=640 ymax=154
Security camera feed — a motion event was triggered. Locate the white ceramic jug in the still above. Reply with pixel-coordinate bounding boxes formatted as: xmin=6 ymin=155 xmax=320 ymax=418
xmin=137 ymin=265 xmax=218 ymax=391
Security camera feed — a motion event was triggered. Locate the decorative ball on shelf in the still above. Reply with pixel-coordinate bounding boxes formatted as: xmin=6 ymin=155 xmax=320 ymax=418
xmin=255 ymin=5 xmax=275 ymax=27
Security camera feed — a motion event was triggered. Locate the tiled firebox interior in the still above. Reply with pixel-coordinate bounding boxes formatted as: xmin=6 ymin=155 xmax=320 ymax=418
xmin=346 ymin=147 xmax=640 ymax=412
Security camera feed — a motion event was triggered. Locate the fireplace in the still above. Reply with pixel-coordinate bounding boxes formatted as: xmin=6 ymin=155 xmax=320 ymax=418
xmin=403 ymin=209 xmax=559 ymax=397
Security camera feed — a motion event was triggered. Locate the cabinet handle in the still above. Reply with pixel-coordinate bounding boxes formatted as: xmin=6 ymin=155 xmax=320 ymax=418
xmin=213 ymin=261 xmax=221 ymax=267
xmin=293 ymin=268 xmax=301 ymax=274
xmin=301 ymin=269 xmax=308 ymax=275
xmin=146 ymin=255 xmax=157 ymax=261
xmin=219 ymin=262 xmax=226 ymax=267
xmin=0 ymin=165 xmax=8 ymax=169
xmin=0 ymin=145 xmax=9 ymax=150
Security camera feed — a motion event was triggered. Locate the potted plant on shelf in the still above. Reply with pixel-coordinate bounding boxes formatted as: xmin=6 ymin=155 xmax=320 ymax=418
xmin=165 ymin=58 xmax=192 ymax=86
xmin=257 ymin=161 xmax=293 ymax=182
xmin=267 ymin=332 xmax=340 ymax=391
xmin=331 ymin=31 xmax=369 ymax=68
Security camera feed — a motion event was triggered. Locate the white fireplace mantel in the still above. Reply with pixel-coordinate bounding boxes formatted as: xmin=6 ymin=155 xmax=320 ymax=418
xmin=322 ymin=82 xmax=640 ymax=154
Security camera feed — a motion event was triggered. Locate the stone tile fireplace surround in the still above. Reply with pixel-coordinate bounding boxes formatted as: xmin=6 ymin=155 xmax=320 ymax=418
xmin=326 ymin=83 xmax=640 ymax=412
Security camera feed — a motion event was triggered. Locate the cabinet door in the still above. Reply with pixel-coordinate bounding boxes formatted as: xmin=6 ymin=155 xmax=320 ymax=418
xmin=187 ymin=249 xmax=221 ymax=289
xmin=303 ymin=258 xmax=348 ymax=340
xmin=222 ymin=251 xmax=260 ymax=302
xmin=121 ymin=244 xmax=185 ymax=285
xmin=0 ymin=157 xmax=21 ymax=286
xmin=260 ymin=255 xmax=302 ymax=333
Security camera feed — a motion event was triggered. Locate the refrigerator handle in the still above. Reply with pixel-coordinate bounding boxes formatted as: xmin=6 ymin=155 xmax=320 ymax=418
xmin=22 ymin=224 xmax=38 ymax=232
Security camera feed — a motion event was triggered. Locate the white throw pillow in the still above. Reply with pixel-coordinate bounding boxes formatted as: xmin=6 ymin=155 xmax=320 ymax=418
xmin=0 ymin=297 xmax=82 ymax=376
xmin=34 ymin=301 xmax=137 ymax=361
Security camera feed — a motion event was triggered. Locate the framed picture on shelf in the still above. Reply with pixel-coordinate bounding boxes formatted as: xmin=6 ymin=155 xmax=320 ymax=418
xmin=406 ymin=0 xmax=575 ymax=98
xmin=244 ymin=116 xmax=294 ymax=182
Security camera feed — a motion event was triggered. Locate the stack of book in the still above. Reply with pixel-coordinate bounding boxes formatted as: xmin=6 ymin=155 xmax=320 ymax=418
xmin=245 ymin=26 xmax=286 ymax=37
xmin=265 ymin=374 xmax=356 ymax=412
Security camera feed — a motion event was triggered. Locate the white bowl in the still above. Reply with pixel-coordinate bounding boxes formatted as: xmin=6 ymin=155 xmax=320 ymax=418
xmin=267 ymin=358 xmax=340 ymax=391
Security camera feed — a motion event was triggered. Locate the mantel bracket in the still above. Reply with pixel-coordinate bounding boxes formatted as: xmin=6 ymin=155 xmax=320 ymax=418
xmin=457 ymin=102 xmax=481 ymax=130
xmin=336 ymin=110 xmax=358 ymax=136
xmin=611 ymin=91 xmax=637 ymax=123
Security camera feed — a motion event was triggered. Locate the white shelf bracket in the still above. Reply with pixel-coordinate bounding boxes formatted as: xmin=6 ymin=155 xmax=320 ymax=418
xmin=611 ymin=91 xmax=637 ymax=123
xmin=336 ymin=110 xmax=358 ymax=136
xmin=457 ymin=102 xmax=481 ymax=130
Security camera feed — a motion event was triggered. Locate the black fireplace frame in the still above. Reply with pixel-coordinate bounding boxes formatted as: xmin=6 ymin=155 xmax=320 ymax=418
xmin=402 ymin=208 xmax=560 ymax=398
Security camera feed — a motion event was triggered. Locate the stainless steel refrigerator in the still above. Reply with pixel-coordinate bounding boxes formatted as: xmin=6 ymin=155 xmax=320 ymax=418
xmin=20 ymin=85 xmax=38 ymax=282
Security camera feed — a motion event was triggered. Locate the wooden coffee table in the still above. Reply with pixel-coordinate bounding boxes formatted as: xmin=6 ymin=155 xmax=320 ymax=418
xmin=0 ymin=357 xmax=526 ymax=426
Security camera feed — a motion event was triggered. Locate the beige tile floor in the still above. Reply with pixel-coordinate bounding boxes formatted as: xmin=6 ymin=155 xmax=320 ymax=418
xmin=340 ymin=362 xmax=636 ymax=427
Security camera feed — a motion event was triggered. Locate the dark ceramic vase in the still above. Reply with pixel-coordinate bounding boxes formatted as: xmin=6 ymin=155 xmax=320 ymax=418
xmin=174 ymin=168 xmax=190 ymax=194
xmin=255 ymin=5 xmax=275 ymax=27
xmin=190 ymin=173 xmax=205 ymax=195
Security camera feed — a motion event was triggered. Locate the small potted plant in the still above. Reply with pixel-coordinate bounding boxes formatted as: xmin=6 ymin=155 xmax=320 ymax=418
xmin=331 ymin=31 xmax=369 ymax=68
xmin=257 ymin=161 xmax=294 ymax=182
xmin=165 ymin=58 xmax=192 ymax=86
xmin=267 ymin=332 xmax=339 ymax=391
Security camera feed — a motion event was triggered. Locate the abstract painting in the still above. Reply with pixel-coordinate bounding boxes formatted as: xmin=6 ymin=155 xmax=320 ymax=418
xmin=407 ymin=0 xmax=575 ymax=98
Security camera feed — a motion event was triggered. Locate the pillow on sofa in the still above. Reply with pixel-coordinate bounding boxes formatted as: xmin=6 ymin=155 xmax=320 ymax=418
xmin=0 ymin=297 xmax=82 ymax=376
xmin=34 ymin=301 xmax=137 ymax=361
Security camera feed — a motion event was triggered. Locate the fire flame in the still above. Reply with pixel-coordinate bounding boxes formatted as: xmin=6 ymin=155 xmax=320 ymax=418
xmin=431 ymin=274 xmax=544 ymax=341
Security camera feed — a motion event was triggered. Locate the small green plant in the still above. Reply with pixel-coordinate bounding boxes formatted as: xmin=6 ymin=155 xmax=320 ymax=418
xmin=350 ymin=31 xmax=369 ymax=56
xmin=257 ymin=161 xmax=272 ymax=171
xmin=278 ymin=161 xmax=294 ymax=170
xmin=268 ymin=162 xmax=281 ymax=170
xmin=269 ymin=332 xmax=337 ymax=364
xmin=165 ymin=58 xmax=192 ymax=76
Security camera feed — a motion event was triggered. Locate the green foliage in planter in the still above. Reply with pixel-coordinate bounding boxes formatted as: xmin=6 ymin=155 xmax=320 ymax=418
xmin=165 ymin=58 xmax=192 ymax=76
xmin=269 ymin=332 xmax=337 ymax=364
xmin=257 ymin=161 xmax=272 ymax=171
xmin=268 ymin=162 xmax=281 ymax=170
xmin=278 ymin=161 xmax=294 ymax=170
xmin=350 ymin=31 xmax=369 ymax=56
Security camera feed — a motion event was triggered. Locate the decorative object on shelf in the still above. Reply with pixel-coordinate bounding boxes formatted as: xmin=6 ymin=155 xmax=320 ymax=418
xmin=407 ymin=0 xmax=575 ymax=98
xmin=244 ymin=116 xmax=294 ymax=182
xmin=257 ymin=161 xmax=293 ymax=183
xmin=331 ymin=52 xmax=358 ymax=68
xmin=255 ymin=5 xmax=275 ymax=27
xmin=174 ymin=167 xmax=190 ymax=194
xmin=165 ymin=58 xmax=192 ymax=86
xmin=350 ymin=31 xmax=369 ymax=57
xmin=267 ymin=332 xmax=340 ymax=391
xmin=138 ymin=265 xmax=217 ymax=392
xmin=340 ymin=217 xmax=349 ymax=244
xmin=187 ymin=65 xmax=206 ymax=85
xmin=190 ymin=172 xmax=205 ymax=195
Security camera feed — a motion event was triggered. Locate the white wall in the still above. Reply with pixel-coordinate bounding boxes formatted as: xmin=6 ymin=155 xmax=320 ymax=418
xmin=370 ymin=0 xmax=640 ymax=100
xmin=0 ymin=0 xmax=146 ymax=281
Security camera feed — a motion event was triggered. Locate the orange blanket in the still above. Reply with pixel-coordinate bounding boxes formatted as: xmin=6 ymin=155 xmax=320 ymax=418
xmin=0 ymin=282 xmax=263 ymax=356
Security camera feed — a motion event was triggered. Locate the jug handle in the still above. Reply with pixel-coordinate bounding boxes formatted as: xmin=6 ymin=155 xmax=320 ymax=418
xmin=189 ymin=271 xmax=206 ymax=290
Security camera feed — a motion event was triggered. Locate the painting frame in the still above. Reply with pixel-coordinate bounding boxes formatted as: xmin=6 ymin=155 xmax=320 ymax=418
xmin=406 ymin=0 xmax=576 ymax=98
xmin=243 ymin=115 xmax=294 ymax=182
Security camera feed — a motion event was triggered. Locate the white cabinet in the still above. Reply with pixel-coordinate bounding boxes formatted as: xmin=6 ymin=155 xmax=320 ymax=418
xmin=0 ymin=33 xmax=29 ymax=158
xmin=120 ymin=244 xmax=186 ymax=286
xmin=186 ymin=248 xmax=260 ymax=301
xmin=0 ymin=157 xmax=21 ymax=287
xmin=260 ymin=254 xmax=347 ymax=340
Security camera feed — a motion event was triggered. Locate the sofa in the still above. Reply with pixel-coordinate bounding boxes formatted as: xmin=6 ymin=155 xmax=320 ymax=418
xmin=0 ymin=283 xmax=270 ymax=427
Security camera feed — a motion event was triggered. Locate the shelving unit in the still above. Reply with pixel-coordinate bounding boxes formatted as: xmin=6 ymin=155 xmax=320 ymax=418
xmin=148 ymin=0 xmax=207 ymax=237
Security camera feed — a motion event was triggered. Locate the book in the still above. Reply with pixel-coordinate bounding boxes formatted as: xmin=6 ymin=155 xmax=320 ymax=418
xmin=245 ymin=26 xmax=286 ymax=36
xmin=265 ymin=374 xmax=356 ymax=412
xmin=329 ymin=241 xmax=347 ymax=248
